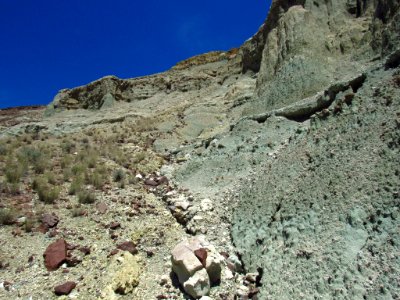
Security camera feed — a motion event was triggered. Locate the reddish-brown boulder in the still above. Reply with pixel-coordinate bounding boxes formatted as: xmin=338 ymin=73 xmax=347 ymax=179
xmin=117 ymin=241 xmax=138 ymax=255
xmin=43 ymin=239 xmax=67 ymax=271
xmin=54 ymin=281 xmax=76 ymax=296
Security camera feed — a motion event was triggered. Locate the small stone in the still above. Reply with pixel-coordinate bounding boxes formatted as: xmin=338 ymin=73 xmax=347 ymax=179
xmin=245 ymin=272 xmax=258 ymax=283
xmin=66 ymin=256 xmax=82 ymax=267
xmin=160 ymin=275 xmax=169 ymax=286
xmin=43 ymin=239 xmax=67 ymax=271
xmin=42 ymin=213 xmax=59 ymax=228
xmin=200 ymin=199 xmax=213 ymax=212
xmin=144 ymin=178 xmax=158 ymax=186
xmin=96 ymin=202 xmax=108 ymax=214
xmin=200 ymin=297 xmax=213 ymax=300
xmin=109 ymin=222 xmax=121 ymax=230
xmin=117 ymin=241 xmax=138 ymax=255
xmin=54 ymin=281 xmax=76 ymax=296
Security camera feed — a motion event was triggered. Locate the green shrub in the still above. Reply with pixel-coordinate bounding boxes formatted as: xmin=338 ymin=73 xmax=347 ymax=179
xmin=77 ymin=190 xmax=96 ymax=204
xmin=45 ymin=172 xmax=57 ymax=185
xmin=61 ymin=140 xmax=75 ymax=154
xmin=71 ymin=206 xmax=86 ymax=217
xmin=38 ymin=187 xmax=59 ymax=204
xmin=24 ymin=217 xmax=36 ymax=232
xmin=132 ymin=152 xmax=146 ymax=163
xmin=71 ymin=163 xmax=86 ymax=175
xmin=34 ymin=180 xmax=59 ymax=204
xmin=0 ymin=208 xmax=16 ymax=225
xmin=32 ymin=158 xmax=48 ymax=174
xmin=8 ymin=183 xmax=20 ymax=195
xmin=86 ymin=172 xmax=105 ymax=189
xmin=17 ymin=146 xmax=47 ymax=174
xmin=113 ymin=169 xmax=125 ymax=182
xmin=0 ymin=144 xmax=7 ymax=156
xmin=61 ymin=156 xmax=72 ymax=169
xmin=5 ymin=160 xmax=25 ymax=183
xmin=69 ymin=176 xmax=84 ymax=195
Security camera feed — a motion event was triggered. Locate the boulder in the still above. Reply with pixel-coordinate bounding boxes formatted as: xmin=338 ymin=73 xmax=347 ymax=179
xmin=171 ymin=241 xmax=203 ymax=284
xmin=43 ymin=239 xmax=67 ymax=271
xmin=171 ymin=237 xmax=224 ymax=297
xmin=183 ymin=268 xmax=210 ymax=299
xmin=205 ymin=250 xmax=223 ymax=284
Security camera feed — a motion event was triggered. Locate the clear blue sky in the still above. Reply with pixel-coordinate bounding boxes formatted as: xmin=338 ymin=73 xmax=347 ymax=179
xmin=0 ymin=1 xmax=270 ymax=109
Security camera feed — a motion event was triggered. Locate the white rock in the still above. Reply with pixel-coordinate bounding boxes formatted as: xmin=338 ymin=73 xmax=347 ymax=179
xmin=171 ymin=242 xmax=203 ymax=284
xmin=183 ymin=268 xmax=210 ymax=299
xmin=193 ymin=215 xmax=204 ymax=221
xmin=175 ymin=200 xmax=190 ymax=211
xmin=199 ymin=296 xmax=213 ymax=300
xmin=135 ymin=174 xmax=143 ymax=179
xmin=224 ymin=268 xmax=234 ymax=280
xmin=205 ymin=250 xmax=224 ymax=284
xmin=200 ymin=199 xmax=213 ymax=211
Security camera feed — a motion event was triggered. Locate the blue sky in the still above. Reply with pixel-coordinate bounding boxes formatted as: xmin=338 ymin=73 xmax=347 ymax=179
xmin=0 ymin=1 xmax=270 ymax=109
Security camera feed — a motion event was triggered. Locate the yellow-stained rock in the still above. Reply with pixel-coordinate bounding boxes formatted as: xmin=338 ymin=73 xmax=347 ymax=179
xmin=101 ymin=252 xmax=141 ymax=298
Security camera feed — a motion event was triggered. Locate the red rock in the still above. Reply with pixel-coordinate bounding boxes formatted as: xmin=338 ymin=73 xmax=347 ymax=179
xmin=43 ymin=239 xmax=67 ymax=271
xmin=42 ymin=213 xmax=59 ymax=228
xmin=109 ymin=222 xmax=121 ymax=230
xmin=117 ymin=241 xmax=138 ymax=255
xmin=194 ymin=248 xmax=208 ymax=267
xmin=3 ymin=281 xmax=12 ymax=291
xmin=157 ymin=176 xmax=169 ymax=185
xmin=37 ymin=223 xmax=49 ymax=233
xmin=96 ymin=202 xmax=108 ymax=214
xmin=144 ymin=178 xmax=158 ymax=186
xmin=54 ymin=281 xmax=76 ymax=296
xmin=108 ymin=249 xmax=119 ymax=257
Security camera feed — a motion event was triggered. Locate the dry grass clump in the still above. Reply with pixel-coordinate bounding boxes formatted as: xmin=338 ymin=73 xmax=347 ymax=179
xmin=0 ymin=208 xmax=16 ymax=225
xmin=77 ymin=190 xmax=96 ymax=204
xmin=32 ymin=177 xmax=59 ymax=204
xmin=135 ymin=117 xmax=157 ymax=132
xmin=85 ymin=166 xmax=107 ymax=189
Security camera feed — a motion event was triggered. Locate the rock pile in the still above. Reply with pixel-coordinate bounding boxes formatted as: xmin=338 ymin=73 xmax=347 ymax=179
xmin=171 ymin=236 xmax=224 ymax=299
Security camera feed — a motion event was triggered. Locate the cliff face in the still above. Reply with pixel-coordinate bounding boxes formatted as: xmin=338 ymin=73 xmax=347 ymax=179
xmin=241 ymin=0 xmax=400 ymax=112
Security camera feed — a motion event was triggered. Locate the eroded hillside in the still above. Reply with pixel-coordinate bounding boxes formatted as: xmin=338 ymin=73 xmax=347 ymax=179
xmin=1 ymin=0 xmax=399 ymax=299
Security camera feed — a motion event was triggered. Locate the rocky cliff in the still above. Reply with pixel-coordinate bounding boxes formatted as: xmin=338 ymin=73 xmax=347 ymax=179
xmin=1 ymin=0 xmax=399 ymax=299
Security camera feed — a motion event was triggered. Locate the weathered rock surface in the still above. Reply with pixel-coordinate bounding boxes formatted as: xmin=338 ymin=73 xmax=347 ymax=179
xmin=183 ymin=268 xmax=210 ymax=299
xmin=43 ymin=239 xmax=67 ymax=271
xmin=102 ymin=251 xmax=141 ymax=298
xmin=171 ymin=237 xmax=224 ymax=298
